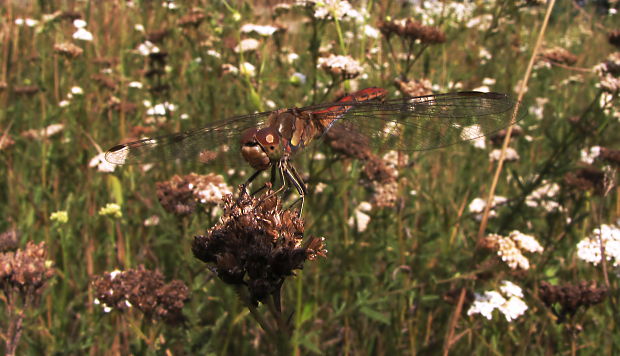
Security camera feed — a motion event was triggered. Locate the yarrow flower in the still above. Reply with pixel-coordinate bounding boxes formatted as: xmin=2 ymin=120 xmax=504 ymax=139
xmin=482 ymin=231 xmax=544 ymax=270
xmin=318 ymin=54 xmax=363 ymax=79
xmin=308 ymin=0 xmax=361 ymax=21
xmin=348 ymin=201 xmax=372 ymax=232
xmin=467 ymin=281 xmax=528 ymax=322
xmin=234 ymin=38 xmax=260 ymax=53
xmin=525 ymin=181 xmax=561 ymax=212
xmin=576 ymin=224 xmax=620 ymax=268
xmin=468 ymin=196 xmax=507 ymax=219
xmin=240 ymin=24 xmax=282 ymax=36
xmin=489 ymin=147 xmax=520 ymax=162
xmin=460 ymin=124 xmax=487 ymax=149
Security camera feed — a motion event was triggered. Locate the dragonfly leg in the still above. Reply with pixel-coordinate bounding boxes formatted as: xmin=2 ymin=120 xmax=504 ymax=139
xmin=282 ymin=161 xmax=307 ymax=215
xmin=242 ymin=169 xmax=264 ymax=195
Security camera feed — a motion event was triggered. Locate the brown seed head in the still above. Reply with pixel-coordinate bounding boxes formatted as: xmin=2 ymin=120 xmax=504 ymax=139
xmin=538 ymin=46 xmax=578 ymax=66
xmin=91 ymin=265 xmax=189 ymax=324
xmin=539 ymin=280 xmax=608 ymax=321
xmin=563 ymin=165 xmax=605 ymax=194
xmin=0 ymin=229 xmax=19 ymax=252
xmin=394 ymin=77 xmax=433 ymax=98
xmin=324 ymin=123 xmax=373 ymax=161
xmin=54 ymin=42 xmax=84 ymax=59
xmin=609 ymin=30 xmax=620 ymax=48
xmin=192 ymin=187 xmax=326 ymax=304
xmin=0 ymin=241 xmax=54 ymax=296
xmin=380 ymin=19 xmax=445 ymax=44
xmin=600 ymin=147 xmax=620 ymax=165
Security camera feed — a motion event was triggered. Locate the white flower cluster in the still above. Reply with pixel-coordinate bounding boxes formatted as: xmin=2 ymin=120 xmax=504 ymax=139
xmin=72 ymin=19 xmax=93 ymax=42
xmin=468 ymin=196 xmax=508 ymax=220
xmin=348 ymin=201 xmax=372 ymax=232
xmin=241 ymin=24 xmax=280 ymax=36
xmin=525 ymin=181 xmax=561 ymax=212
xmin=460 ymin=124 xmax=486 ymax=149
xmin=489 ymin=147 xmax=520 ymax=162
xmin=306 ymin=0 xmax=361 ymax=21
xmin=467 ymin=280 xmax=528 ymax=322
xmin=577 ymin=224 xmax=620 ymax=268
xmin=580 ymin=146 xmax=602 ymax=165
xmin=408 ymin=0 xmax=476 ymax=26
xmin=486 ymin=231 xmax=544 ymax=270
xmin=188 ymin=174 xmax=233 ymax=205
xmin=318 ymin=54 xmax=363 ymax=78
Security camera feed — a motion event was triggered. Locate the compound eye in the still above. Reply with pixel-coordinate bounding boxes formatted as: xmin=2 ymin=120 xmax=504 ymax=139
xmin=240 ymin=127 xmax=259 ymax=146
xmin=256 ymin=127 xmax=279 ymax=150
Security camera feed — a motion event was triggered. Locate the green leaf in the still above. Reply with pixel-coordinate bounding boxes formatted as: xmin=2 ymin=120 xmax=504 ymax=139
xmin=360 ymin=306 xmax=390 ymax=325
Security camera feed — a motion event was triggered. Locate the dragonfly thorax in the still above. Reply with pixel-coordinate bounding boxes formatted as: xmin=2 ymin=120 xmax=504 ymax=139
xmin=240 ymin=126 xmax=283 ymax=170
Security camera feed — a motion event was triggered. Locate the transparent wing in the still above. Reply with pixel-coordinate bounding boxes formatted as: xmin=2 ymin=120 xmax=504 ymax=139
xmin=310 ymin=91 xmax=520 ymax=152
xmin=105 ymin=111 xmax=275 ymax=165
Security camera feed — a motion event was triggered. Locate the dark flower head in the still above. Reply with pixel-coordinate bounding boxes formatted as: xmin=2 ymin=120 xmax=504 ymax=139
xmin=192 ymin=187 xmax=326 ymax=305
xmin=53 ymin=42 xmax=83 ymax=59
xmin=609 ymin=30 xmax=620 ymax=48
xmin=600 ymin=147 xmax=620 ymax=166
xmin=178 ymin=10 xmax=206 ymax=28
xmin=539 ymin=281 xmax=607 ymax=322
xmin=325 ymin=123 xmax=372 ymax=161
xmin=91 ymin=265 xmax=189 ymax=324
xmin=0 ymin=229 xmax=19 ymax=252
xmin=563 ymin=165 xmax=605 ymax=194
xmin=0 ymin=241 xmax=54 ymax=297
xmin=146 ymin=29 xmax=169 ymax=43
xmin=379 ymin=19 xmax=446 ymax=44
xmin=538 ymin=46 xmax=578 ymax=66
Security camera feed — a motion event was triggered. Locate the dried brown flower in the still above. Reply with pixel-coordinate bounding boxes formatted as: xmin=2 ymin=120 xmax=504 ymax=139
xmin=92 ymin=265 xmax=189 ymax=324
xmin=91 ymin=74 xmax=117 ymax=91
xmin=324 ymin=123 xmax=373 ymax=161
xmin=0 ymin=229 xmax=19 ymax=252
xmin=178 ymin=10 xmax=206 ymax=28
xmin=0 ymin=241 xmax=54 ymax=295
xmin=369 ymin=180 xmax=399 ymax=208
xmin=59 ymin=11 xmax=82 ymax=21
xmin=109 ymin=100 xmax=137 ymax=114
xmin=600 ymin=147 xmax=620 ymax=165
xmin=146 ymin=29 xmax=169 ymax=43
xmin=394 ymin=77 xmax=432 ymax=98
xmin=379 ymin=19 xmax=446 ymax=44
xmin=0 ymin=132 xmax=15 ymax=151
xmin=148 ymin=51 xmax=169 ymax=64
xmin=563 ymin=165 xmax=605 ymax=194
xmin=92 ymin=57 xmax=119 ymax=67
xmin=192 ymin=188 xmax=326 ymax=305
xmin=12 ymin=85 xmax=40 ymax=96
xmin=609 ymin=30 xmax=620 ymax=48
xmin=489 ymin=125 xmax=523 ymax=146
xmin=363 ymin=157 xmax=398 ymax=184
xmin=538 ymin=46 xmax=578 ymax=66
xmin=539 ymin=281 xmax=607 ymax=323
xmin=53 ymin=42 xmax=83 ymax=59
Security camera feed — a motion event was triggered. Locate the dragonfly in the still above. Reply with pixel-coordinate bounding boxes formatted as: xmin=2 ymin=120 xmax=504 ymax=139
xmin=105 ymin=87 xmax=519 ymax=212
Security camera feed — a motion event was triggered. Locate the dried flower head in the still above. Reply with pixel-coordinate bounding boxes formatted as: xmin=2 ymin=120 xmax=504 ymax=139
xmin=0 ymin=229 xmax=19 ymax=252
xmin=609 ymin=30 xmax=620 ymax=48
xmin=379 ymin=19 xmax=446 ymax=44
xmin=563 ymin=165 xmax=605 ymax=194
xmin=192 ymin=188 xmax=326 ymax=305
xmin=318 ymin=54 xmax=363 ymax=80
xmin=600 ymin=147 xmax=620 ymax=166
xmin=489 ymin=125 xmax=523 ymax=146
xmin=538 ymin=46 xmax=578 ymax=66
xmin=0 ymin=132 xmax=15 ymax=151
xmin=145 ymin=29 xmax=170 ymax=43
xmin=53 ymin=42 xmax=83 ymax=59
xmin=593 ymin=52 xmax=620 ymax=94
xmin=92 ymin=265 xmax=189 ymax=324
xmin=394 ymin=77 xmax=433 ymax=97
xmin=178 ymin=10 xmax=206 ymax=28
xmin=0 ymin=241 xmax=54 ymax=298
xmin=539 ymin=281 xmax=607 ymax=322
xmin=13 ymin=85 xmax=40 ymax=96
xmin=324 ymin=123 xmax=372 ymax=160
xmin=91 ymin=73 xmax=117 ymax=91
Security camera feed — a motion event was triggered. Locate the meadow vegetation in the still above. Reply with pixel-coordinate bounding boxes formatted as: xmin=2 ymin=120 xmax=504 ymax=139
xmin=1 ymin=0 xmax=619 ymax=354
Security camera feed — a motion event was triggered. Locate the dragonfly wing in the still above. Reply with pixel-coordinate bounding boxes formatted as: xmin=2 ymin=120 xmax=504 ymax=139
xmin=324 ymin=91 xmax=520 ymax=152
xmin=105 ymin=111 xmax=273 ymax=165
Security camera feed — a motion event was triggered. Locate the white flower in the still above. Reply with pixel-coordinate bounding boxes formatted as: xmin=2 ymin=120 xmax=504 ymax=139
xmin=235 ymin=38 xmax=260 ymax=53
xmin=59 ymin=100 xmax=71 ymax=108
xmin=286 ymin=53 xmax=299 ymax=63
xmin=364 ymin=25 xmax=380 ymax=38
xmin=71 ymin=86 xmax=84 ymax=95
xmin=241 ymin=24 xmax=280 ymax=36
xmin=73 ymin=19 xmax=87 ymax=28
xmin=109 ymin=269 xmax=121 ymax=279
xmin=89 ymin=152 xmax=117 ymax=173
xmin=128 ymin=81 xmax=143 ymax=89
xmin=577 ymin=224 xmax=620 ymax=267
xmin=509 ymin=230 xmax=544 ymax=253
xmin=468 ymin=281 xmax=528 ymax=322
xmin=499 ymin=280 xmax=524 ymax=298
xmin=315 ymin=182 xmax=328 ymax=193
xmin=134 ymin=24 xmax=145 ymax=32
xmin=348 ymin=201 xmax=372 ymax=232
xmin=144 ymin=215 xmax=160 ymax=227
xmin=206 ymin=49 xmax=221 ymax=58
xmin=318 ymin=54 xmax=363 ymax=78
xmin=136 ymin=41 xmax=160 ymax=56
xmin=240 ymin=62 xmax=256 ymax=77
xmin=16 ymin=18 xmax=39 ymax=27
xmin=489 ymin=147 xmax=520 ymax=162
xmin=482 ymin=77 xmax=496 ymax=86
xmin=73 ymin=28 xmax=94 ymax=41
xmin=525 ymin=181 xmax=560 ymax=212
xmin=498 ymin=296 xmax=528 ymax=322
xmin=460 ymin=124 xmax=486 ymax=149
xmin=146 ymin=102 xmax=176 ymax=116
xmin=580 ymin=146 xmax=601 ymax=165
xmin=311 ymin=0 xmax=360 ymax=21
xmin=529 ymin=97 xmax=549 ymax=120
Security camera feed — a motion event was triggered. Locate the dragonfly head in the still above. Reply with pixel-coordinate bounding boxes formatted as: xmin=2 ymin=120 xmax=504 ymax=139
xmin=240 ymin=127 xmax=282 ymax=170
